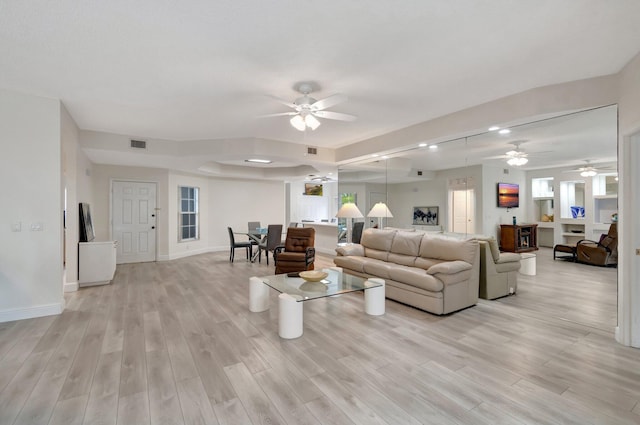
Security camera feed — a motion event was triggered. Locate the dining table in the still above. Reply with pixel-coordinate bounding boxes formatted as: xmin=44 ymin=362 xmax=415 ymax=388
xmin=235 ymin=228 xmax=267 ymax=262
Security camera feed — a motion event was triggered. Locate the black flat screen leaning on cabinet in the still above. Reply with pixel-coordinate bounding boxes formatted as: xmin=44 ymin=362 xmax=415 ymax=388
xmin=79 ymin=202 xmax=95 ymax=242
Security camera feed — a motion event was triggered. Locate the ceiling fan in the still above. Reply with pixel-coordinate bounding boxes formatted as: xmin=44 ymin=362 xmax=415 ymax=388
xmin=565 ymin=160 xmax=616 ymax=177
xmin=308 ymin=174 xmax=336 ymax=182
xmin=485 ymin=141 xmax=531 ymax=166
xmin=262 ymin=83 xmax=357 ymax=131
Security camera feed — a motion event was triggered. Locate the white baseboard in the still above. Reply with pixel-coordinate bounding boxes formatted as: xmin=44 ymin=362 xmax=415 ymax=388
xmin=0 ymin=302 xmax=64 ymax=323
xmin=64 ymin=281 xmax=79 ymax=293
xmin=158 ymin=246 xmax=227 ymax=262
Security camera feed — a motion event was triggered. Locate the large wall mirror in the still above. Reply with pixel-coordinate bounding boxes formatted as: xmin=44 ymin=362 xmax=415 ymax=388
xmin=338 ymin=104 xmax=618 ymax=242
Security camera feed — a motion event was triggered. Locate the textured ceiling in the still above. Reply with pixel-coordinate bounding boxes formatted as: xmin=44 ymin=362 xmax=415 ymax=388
xmin=1 ymin=0 xmax=640 ymax=154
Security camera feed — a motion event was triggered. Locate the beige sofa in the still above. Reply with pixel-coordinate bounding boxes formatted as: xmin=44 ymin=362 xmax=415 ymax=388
xmin=334 ymin=228 xmax=479 ymax=315
xmin=476 ymin=238 xmax=521 ymax=299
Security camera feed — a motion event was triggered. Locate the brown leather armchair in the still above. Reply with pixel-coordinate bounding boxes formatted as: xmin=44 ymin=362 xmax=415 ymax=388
xmin=576 ymin=223 xmax=617 ymax=266
xmin=273 ymin=227 xmax=315 ymax=274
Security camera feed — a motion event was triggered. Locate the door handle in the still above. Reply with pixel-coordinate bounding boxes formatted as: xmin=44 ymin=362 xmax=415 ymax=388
xmin=151 ymin=226 xmax=156 ymax=229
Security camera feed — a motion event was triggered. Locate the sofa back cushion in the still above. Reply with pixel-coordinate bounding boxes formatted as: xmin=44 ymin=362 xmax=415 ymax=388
xmin=361 ymin=228 xmax=396 ymax=251
xmin=419 ymin=234 xmax=477 ymax=264
xmin=390 ymin=231 xmax=423 ymax=256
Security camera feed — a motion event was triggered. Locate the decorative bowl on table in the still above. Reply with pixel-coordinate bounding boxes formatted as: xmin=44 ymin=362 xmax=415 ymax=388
xmin=299 ymin=271 xmax=329 ymax=282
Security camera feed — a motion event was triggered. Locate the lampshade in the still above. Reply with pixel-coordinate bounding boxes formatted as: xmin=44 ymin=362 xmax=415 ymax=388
xmin=336 ymin=202 xmax=364 ymax=218
xmin=367 ymin=202 xmax=394 ymax=218
xmin=507 ymin=157 xmax=528 ymax=166
xmin=290 ymin=113 xmax=321 ymax=131
xmin=305 ymin=114 xmax=321 ymax=130
xmin=290 ymin=114 xmax=306 ymax=131
xmin=580 ymin=170 xmax=597 ymax=177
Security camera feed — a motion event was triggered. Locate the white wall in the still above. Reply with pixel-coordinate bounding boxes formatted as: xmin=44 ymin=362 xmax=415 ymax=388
xmin=289 ymin=180 xmax=338 ymax=223
xmin=387 ymin=179 xmax=446 ymax=230
xmin=617 ymin=51 xmax=640 ymax=348
xmin=92 ymin=164 xmax=169 ymax=257
xmin=61 ymin=104 xmax=81 ymax=291
xmin=0 ymin=90 xmax=64 ymax=321
xmin=481 ymin=165 xmax=527 ymax=237
xmin=209 ymin=178 xmax=285 ymax=251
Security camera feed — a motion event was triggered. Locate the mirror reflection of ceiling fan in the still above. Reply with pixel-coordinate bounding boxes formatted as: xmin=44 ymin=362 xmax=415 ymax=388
xmin=307 ymin=174 xmax=336 ymax=182
xmin=262 ymin=83 xmax=357 ymax=131
xmin=565 ymin=160 xmax=617 ymax=177
xmin=486 ymin=141 xmax=542 ymax=166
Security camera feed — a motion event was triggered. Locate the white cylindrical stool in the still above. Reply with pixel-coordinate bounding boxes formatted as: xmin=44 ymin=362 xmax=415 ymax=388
xmin=278 ymin=293 xmax=303 ymax=339
xmin=249 ymin=277 xmax=270 ymax=312
xmin=364 ymin=278 xmax=385 ymax=316
xmin=520 ymin=253 xmax=537 ymax=276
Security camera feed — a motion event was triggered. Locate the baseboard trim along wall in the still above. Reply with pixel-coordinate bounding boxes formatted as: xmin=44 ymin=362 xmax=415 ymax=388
xmin=0 ymin=302 xmax=64 ymax=323
xmin=64 ymin=281 xmax=79 ymax=293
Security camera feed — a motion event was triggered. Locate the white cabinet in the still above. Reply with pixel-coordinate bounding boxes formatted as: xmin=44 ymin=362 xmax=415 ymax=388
xmin=79 ymin=241 xmax=117 ymax=287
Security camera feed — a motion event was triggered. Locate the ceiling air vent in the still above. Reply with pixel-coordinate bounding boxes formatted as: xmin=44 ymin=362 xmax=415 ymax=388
xmin=130 ymin=139 xmax=147 ymax=149
xmin=307 ymin=146 xmax=318 ymax=155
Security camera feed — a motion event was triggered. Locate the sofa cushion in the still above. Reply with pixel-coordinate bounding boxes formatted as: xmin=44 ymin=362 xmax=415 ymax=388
xmin=388 ymin=252 xmax=417 ymax=267
xmin=390 ymin=231 xmax=423 ymax=256
xmin=414 ymin=257 xmax=443 ymax=270
xmin=419 ymin=234 xmax=477 ymax=264
xmin=361 ymin=228 xmax=396 ymax=251
xmin=364 ymin=248 xmax=389 ymax=262
xmin=487 ymin=238 xmax=501 ymax=262
xmin=335 ymin=244 xmax=364 ymax=257
xmin=363 ymin=258 xmax=394 ymax=279
xmin=495 ymin=260 xmax=521 ymax=273
xmin=427 ymin=260 xmax=472 ymax=275
xmin=333 ymin=255 xmax=368 ymax=273
xmin=388 ymin=266 xmax=443 ymax=292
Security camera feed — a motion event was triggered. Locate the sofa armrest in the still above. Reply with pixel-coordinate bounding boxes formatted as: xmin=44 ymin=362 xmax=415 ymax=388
xmin=335 ymin=244 xmax=365 ymax=257
xmin=427 ymin=260 xmax=472 ymax=275
xmin=496 ymin=253 xmax=521 ymax=264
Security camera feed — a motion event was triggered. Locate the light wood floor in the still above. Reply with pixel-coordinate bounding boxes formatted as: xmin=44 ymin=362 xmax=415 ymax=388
xmin=1 ymin=248 xmax=638 ymax=425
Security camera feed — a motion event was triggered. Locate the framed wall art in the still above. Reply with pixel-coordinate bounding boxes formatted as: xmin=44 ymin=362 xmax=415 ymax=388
xmin=413 ymin=206 xmax=439 ymax=225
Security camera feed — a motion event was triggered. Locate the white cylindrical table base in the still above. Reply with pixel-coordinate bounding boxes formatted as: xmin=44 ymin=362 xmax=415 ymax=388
xmin=365 ymin=278 xmax=385 ymax=316
xmin=249 ymin=277 xmax=270 ymax=312
xmin=278 ymin=293 xmax=303 ymax=339
xmin=519 ymin=253 xmax=537 ymax=276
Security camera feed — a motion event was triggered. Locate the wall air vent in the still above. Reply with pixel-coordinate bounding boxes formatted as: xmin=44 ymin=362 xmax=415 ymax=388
xmin=307 ymin=147 xmax=317 ymax=155
xmin=130 ymin=140 xmax=147 ymax=149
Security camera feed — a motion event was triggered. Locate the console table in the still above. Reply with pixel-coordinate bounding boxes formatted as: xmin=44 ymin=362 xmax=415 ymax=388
xmin=500 ymin=224 xmax=538 ymax=253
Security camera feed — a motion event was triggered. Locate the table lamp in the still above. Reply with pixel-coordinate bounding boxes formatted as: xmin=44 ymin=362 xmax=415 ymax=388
xmin=336 ymin=202 xmax=364 ymax=243
xmin=367 ymin=202 xmax=394 ymax=229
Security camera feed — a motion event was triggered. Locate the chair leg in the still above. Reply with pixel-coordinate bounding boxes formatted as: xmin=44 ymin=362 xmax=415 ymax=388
xmin=230 ymin=247 xmax=234 ymax=262
xmin=266 ymin=250 xmax=269 ymax=265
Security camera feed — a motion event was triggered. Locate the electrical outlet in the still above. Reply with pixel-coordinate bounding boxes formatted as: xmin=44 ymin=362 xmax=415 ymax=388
xmin=11 ymin=222 xmax=21 ymax=232
xmin=509 ymin=287 xmax=515 ymax=295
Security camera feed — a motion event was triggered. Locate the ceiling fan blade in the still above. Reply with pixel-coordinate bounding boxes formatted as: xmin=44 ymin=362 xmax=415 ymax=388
xmin=313 ymin=110 xmax=357 ymax=122
xmin=258 ymin=112 xmax=298 ymax=118
xmin=311 ymin=94 xmax=347 ymax=111
xmin=267 ymin=95 xmax=298 ymax=110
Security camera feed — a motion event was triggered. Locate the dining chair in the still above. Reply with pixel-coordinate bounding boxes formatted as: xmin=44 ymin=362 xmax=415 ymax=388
xmin=258 ymin=224 xmax=283 ymax=265
xmin=227 ymin=227 xmax=252 ymax=262
xmin=352 ymin=221 xmax=365 ymax=244
xmin=247 ymin=221 xmax=261 ymax=247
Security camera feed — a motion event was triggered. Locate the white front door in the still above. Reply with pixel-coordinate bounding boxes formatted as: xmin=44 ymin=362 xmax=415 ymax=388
xmin=112 ymin=181 xmax=157 ymax=264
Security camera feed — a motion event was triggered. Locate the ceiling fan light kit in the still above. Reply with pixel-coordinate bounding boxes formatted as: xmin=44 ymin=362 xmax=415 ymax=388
xmin=507 ymin=157 xmax=528 ymax=166
xmin=267 ymin=82 xmax=357 ymax=132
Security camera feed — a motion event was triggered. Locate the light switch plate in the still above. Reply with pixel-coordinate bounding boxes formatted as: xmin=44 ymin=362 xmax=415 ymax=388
xmin=11 ymin=222 xmax=21 ymax=232
xmin=30 ymin=222 xmax=43 ymax=231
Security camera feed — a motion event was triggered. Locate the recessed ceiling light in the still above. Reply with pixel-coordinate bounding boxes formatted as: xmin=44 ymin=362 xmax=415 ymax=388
xmin=381 ymin=155 xmax=389 ymax=159
xmin=372 ymin=154 xmax=379 ymax=157
xmin=245 ymin=159 xmax=272 ymax=164
xmin=428 ymin=145 xmax=438 ymax=150
xmin=498 ymin=129 xmax=511 ymax=135
xmin=488 ymin=126 xmax=500 ymax=131
xmin=418 ymin=143 xmax=427 ymax=147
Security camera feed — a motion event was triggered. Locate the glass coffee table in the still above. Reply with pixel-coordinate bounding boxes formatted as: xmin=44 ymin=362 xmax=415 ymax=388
xmin=249 ymin=268 xmax=385 ymax=339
